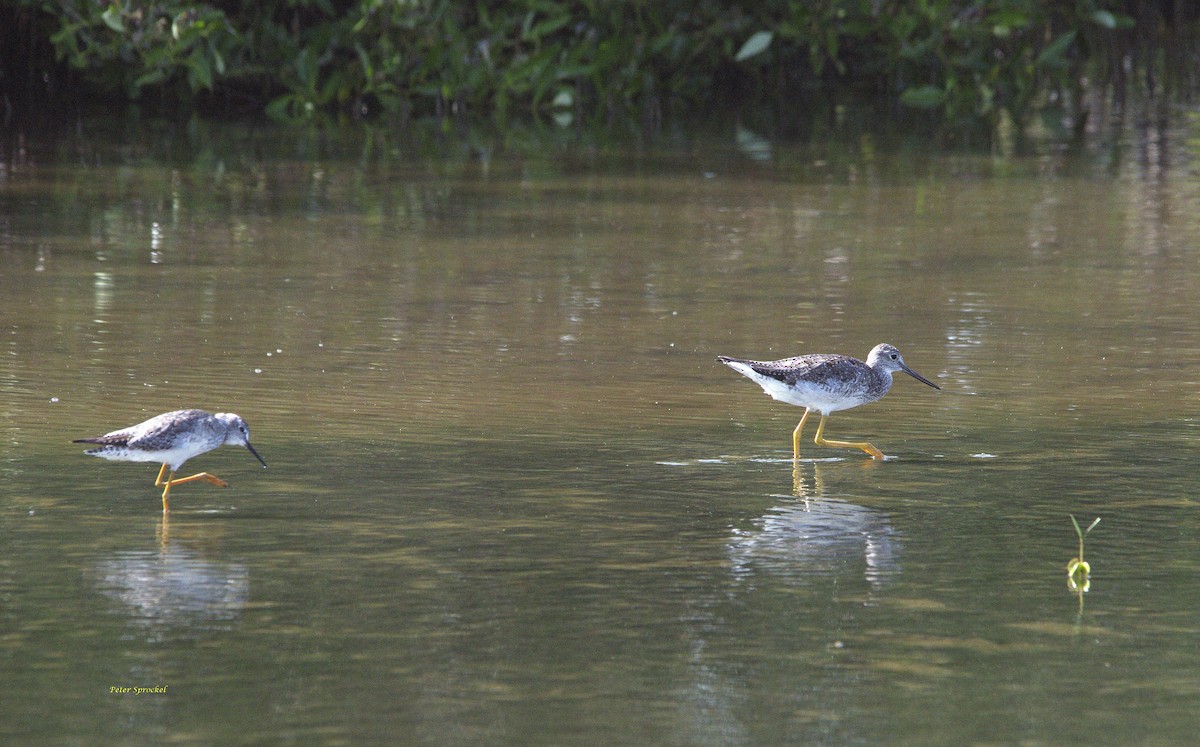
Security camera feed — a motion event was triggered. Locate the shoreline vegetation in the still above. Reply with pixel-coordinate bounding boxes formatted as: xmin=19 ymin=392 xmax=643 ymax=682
xmin=2 ymin=2 xmax=1197 ymax=134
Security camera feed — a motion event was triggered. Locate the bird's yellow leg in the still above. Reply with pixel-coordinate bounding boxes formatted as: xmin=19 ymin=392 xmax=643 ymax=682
xmin=154 ymin=465 xmax=174 ymax=512
xmin=166 ymin=472 xmax=229 ymax=489
xmin=152 ymin=465 xmax=228 ymax=513
xmin=792 ymin=409 xmax=811 ymax=460
xmin=814 ymin=414 xmax=886 ymax=460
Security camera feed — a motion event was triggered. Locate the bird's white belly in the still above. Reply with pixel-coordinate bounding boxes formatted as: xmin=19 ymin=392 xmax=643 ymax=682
xmin=735 ymin=366 xmax=870 ymax=414
xmin=761 ymin=379 xmax=863 ymax=413
xmin=89 ymin=443 xmax=201 ymax=471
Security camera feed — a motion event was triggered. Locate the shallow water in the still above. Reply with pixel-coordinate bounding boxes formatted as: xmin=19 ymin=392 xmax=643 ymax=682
xmin=3 ymin=115 xmax=1200 ymax=744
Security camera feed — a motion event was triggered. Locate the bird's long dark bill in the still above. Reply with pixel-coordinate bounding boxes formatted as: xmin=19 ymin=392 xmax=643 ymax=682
xmin=902 ymin=365 xmax=941 ymax=390
xmin=245 ymin=442 xmax=268 ymax=468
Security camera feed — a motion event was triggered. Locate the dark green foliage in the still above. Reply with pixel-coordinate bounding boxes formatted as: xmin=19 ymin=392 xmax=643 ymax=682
xmin=2 ymin=1 xmax=1195 ymax=128
xmin=33 ymin=0 xmax=238 ymax=98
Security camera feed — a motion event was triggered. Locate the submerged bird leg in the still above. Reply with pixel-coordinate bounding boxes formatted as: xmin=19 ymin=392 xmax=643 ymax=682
xmin=792 ymin=409 xmax=811 ymax=460
xmin=813 ymin=414 xmax=886 ymax=460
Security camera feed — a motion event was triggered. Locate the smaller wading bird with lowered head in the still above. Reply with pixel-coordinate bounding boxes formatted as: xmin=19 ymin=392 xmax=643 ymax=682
xmin=74 ymin=409 xmax=267 ymax=512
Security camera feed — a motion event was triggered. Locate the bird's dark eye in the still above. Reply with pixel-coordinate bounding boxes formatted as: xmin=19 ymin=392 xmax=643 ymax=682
xmin=890 ymin=353 xmax=898 ymax=360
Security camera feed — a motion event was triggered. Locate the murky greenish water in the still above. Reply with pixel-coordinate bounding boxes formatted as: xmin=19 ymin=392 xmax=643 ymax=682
xmin=3 ymin=115 xmax=1200 ymax=745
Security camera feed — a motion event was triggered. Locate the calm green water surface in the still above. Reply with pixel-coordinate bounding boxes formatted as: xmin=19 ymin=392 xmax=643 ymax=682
xmin=3 ymin=117 xmax=1200 ymax=745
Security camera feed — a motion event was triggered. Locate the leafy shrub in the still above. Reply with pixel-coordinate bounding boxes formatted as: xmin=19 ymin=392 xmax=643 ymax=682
xmin=6 ymin=0 xmax=1192 ymax=129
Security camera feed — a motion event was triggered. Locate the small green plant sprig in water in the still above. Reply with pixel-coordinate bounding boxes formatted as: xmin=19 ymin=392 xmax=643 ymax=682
xmin=1067 ymin=515 xmax=1100 ymax=587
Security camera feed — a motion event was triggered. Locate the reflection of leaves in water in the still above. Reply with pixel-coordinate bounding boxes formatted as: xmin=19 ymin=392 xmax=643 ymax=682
xmin=728 ymin=499 xmax=901 ymax=589
xmin=95 ymin=549 xmax=248 ymax=635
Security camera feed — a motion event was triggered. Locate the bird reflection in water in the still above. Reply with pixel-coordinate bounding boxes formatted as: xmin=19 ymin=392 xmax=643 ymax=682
xmin=93 ymin=518 xmax=249 ymax=639
xmin=729 ymin=462 xmax=902 ymax=589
